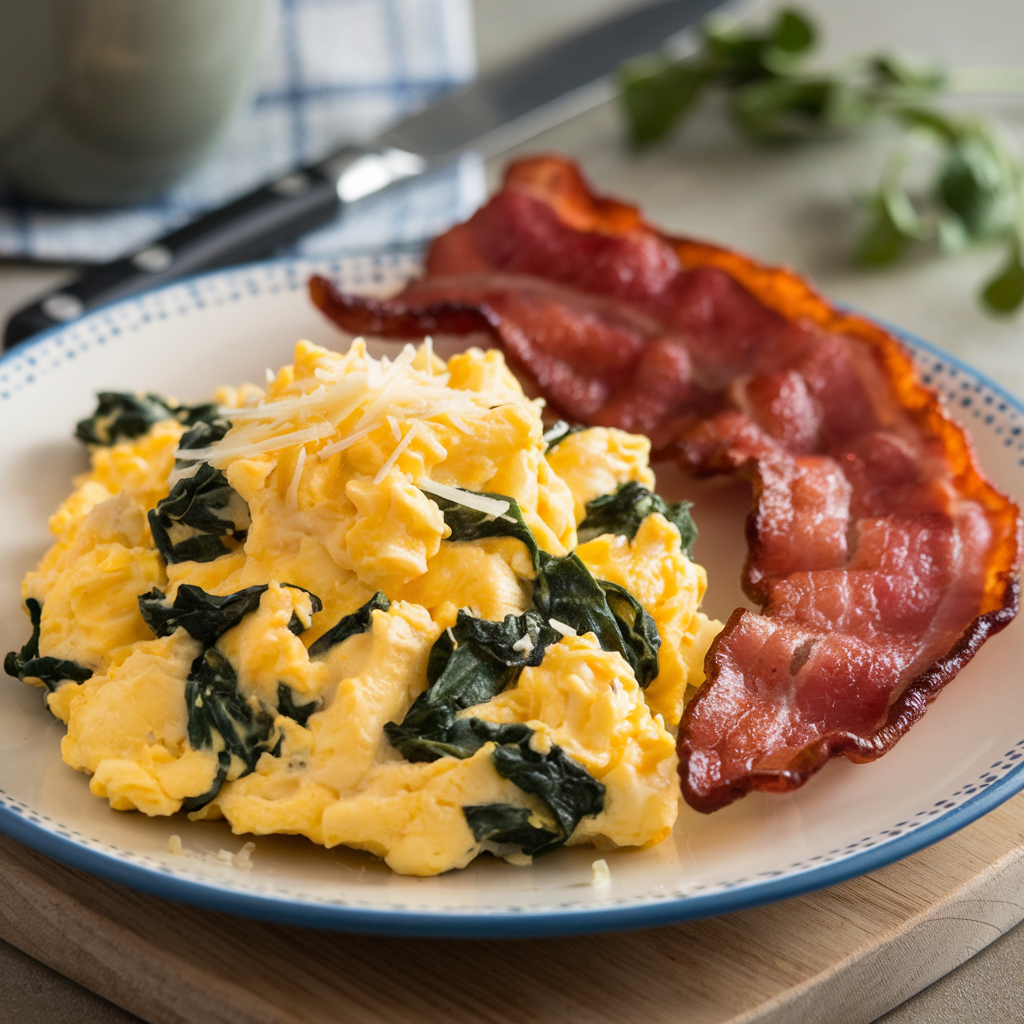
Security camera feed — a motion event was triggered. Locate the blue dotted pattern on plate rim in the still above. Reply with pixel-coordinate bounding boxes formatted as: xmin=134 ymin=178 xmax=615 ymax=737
xmin=0 ymin=254 xmax=1022 ymax=936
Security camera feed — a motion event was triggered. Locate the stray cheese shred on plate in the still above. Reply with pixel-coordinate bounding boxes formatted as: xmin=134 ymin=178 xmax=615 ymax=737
xmin=7 ymin=337 xmax=723 ymax=876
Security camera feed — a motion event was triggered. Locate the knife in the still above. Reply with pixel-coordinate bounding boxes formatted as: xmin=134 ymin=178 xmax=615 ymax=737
xmin=2 ymin=0 xmax=721 ymax=350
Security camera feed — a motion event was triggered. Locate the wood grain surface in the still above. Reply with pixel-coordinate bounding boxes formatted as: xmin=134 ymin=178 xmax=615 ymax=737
xmin=1 ymin=793 xmax=1023 ymax=1024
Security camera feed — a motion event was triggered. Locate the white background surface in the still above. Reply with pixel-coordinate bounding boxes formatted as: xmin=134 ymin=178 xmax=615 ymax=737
xmin=3 ymin=0 xmax=1024 ymax=1021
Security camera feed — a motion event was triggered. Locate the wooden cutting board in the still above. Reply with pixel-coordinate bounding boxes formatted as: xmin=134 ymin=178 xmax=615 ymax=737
xmin=2 ymin=794 xmax=1024 ymax=1024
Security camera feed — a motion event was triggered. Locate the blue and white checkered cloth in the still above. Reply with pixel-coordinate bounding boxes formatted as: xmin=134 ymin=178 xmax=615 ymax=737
xmin=0 ymin=0 xmax=485 ymax=264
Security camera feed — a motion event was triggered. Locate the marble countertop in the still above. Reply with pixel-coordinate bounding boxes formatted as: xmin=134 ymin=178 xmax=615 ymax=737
xmin=2 ymin=0 xmax=1024 ymax=1020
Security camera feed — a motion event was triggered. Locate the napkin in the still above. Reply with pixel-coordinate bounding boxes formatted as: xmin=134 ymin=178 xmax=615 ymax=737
xmin=0 ymin=0 xmax=485 ymax=264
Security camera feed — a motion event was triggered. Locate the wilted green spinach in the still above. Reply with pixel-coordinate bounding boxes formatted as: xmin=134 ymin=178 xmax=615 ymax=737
xmin=308 ymin=591 xmax=390 ymax=657
xmin=4 ymin=598 xmax=92 ymax=691
xmin=139 ymin=582 xmax=322 ymax=647
xmin=384 ymin=608 xmax=604 ymax=857
xmin=423 ymin=484 xmax=541 ymax=569
xmin=577 ymin=481 xmax=697 ymax=556
xmin=148 ymin=463 xmax=251 ymax=565
xmin=76 ymin=392 xmax=220 ymax=446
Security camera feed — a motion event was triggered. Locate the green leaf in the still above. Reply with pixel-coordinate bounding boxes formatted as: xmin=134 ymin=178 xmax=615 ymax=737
xmin=139 ymin=583 xmax=320 ymax=647
xmin=488 ymin=726 xmax=605 ymax=852
xmin=385 ymin=609 xmax=560 ymax=763
xmin=148 ymin=463 xmax=251 ymax=565
xmin=937 ymin=128 xmax=1019 ymax=241
xmin=140 ymin=584 xmax=265 ymax=644
xmin=869 ymin=53 xmax=946 ymax=94
xmin=731 ymin=75 xmax=835 ymax=144
xmin=4 ymin=598 xmax=92 ymax=692
xmin=854 ymin=156 xmax=929 ymax=268
xmin=541 ymin=420 xmax=584 ymax=451
xmin=183 ymin=647 xmax=278 ymax=809
xmin=896 ymin=105 xmax=960 ymax=142
xmin=462 ymin=803 xmax=560 ymax=857
xmin=772 ymin=8 xmax=815 ymax=53
xmin=307 ymin=591 xmax=389 ymax=658
xmin=424 ymin=485 xmax=540 ymax=570
xmin=533 ymin=552 xmax=661 ymax=688
xmin=702 ymin=20 xmax=771 ymax=78
xmin=600 ymin=581 xmax=661 ymax=691
xmin=854 ymin=199 xmax=911 ymax=266
xmin=982 ymin=244 xmax=1024 ymax=312
xmin=276 ymin=683 xmax=319 ymax=727
xmin=75 ymin=392 xmax=221 ymax=447
xmin=385 ymin=607 xmax=605 ymax=857
xmin=577 ymin=480 xmax=698 ymax=555
xmin=936 ymin=214 xmax=970 ymax=254
xmin=619 ymin=57 xmax=709 ymax=148
xmin=175 ymin=418 xmax=231 ymax=458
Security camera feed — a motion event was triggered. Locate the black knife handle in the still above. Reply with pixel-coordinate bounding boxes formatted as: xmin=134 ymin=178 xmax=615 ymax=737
xmin=3 ymin=165 xmax=340 ymax=350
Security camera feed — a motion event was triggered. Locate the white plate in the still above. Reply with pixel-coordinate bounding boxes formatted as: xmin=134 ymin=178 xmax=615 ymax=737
xmin=1 ymin=253 xmax=1022 ymax=938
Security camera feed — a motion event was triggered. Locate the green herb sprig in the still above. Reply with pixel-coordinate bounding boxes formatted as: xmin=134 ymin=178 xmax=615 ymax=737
xmin=618 ymin=7 xmax=1024 ymax=314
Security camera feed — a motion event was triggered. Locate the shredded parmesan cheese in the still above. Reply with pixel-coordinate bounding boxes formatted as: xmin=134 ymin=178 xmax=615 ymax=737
xmin=286 ymin=447 xmax=306 ymax=508
xmin=175 ymin=421 xmax=334 ymax=464
xmin=189 ymin=339 xmax=527 ymax=475
xmin=418 ymin=479 xmax=511 ymax=518
xmin=317 ymin=422 xmax=379 ymax=460
xmin=548 ymin=618 xmax=578 ymax=638
xmin=448 ymin=411 xmax=472 ymax=434
xmin=373 ymin=421 xmax=421 ymax=486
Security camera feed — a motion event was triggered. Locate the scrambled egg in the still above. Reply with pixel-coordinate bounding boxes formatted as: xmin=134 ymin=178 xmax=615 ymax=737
xmin=11 ymin=338 xmax=722 ymax=876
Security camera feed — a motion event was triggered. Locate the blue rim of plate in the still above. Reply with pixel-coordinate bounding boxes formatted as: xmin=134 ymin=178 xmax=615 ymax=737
xmin=0 ymin=256 xmax=1022 ymax=939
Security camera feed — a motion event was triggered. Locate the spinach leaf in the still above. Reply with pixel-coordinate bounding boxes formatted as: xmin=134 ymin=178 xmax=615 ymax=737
xmin=76 ymin=392 xmax=220 ymax=446
xmin=148 ymin=462 xmax=251 ymax=564
xmin=307 ymin=591 xmax=390 ymax=658
xmin=384 ymin=609 xmax=560 ymax=763
xmin=140 ymin=584 xmax=267 ymax=645
xmin=273 ymin=584 xmax=325 ymax=636
xmin=277 ymin=683 xmax=318 ymax=727
xmin=385 ymin=609 xmax=604 ymax=856
xmin=151 ymin=579 xmax=324 ymax=808
xmin=179 ymin=761 xmax=230 ymax=814
xmin=486 ymin=724 xmax=605 ymax=852
xmin=532 ymin=552 xmax=660 ymax=689
xmin=175 ymin=417 xmax=231 ymax=458
xmin=542 ymin=420 xmax=584 ymax=451
xmin=139 ymin=583 xmax=322 ymax=647
xmin=183 ymin=647 xmax=278 ymax=809
xmin=463 ymin=803 xmax=561 ymax=857
xmin=578 ymin=480 xmax=698 ymax=556
xmin=599 ymin=581 xmax=661 ymax=690
xmin=423 ymin=485 xmax=540 ymax=570
xmin=4 ymin=598 xmax=92 ymax=692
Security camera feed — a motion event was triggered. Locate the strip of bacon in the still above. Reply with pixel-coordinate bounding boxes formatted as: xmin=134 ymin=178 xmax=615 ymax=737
xmin=309 ymin=156 xmax=1022 ymax=813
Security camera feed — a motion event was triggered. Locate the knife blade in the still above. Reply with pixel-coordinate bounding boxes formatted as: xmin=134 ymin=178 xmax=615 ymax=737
xmin=2 ymin=0 xmax=721 ymax=350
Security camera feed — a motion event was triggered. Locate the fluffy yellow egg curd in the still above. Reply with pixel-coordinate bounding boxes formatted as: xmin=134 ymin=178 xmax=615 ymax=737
xmin=9 ymin=338 xmax=723 ymax=876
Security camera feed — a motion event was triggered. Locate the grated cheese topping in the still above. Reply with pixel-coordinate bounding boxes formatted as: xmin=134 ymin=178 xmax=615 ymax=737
xmin=418 ymin=479 xmax=511 ymax=518
xmin=286 ymin=447 xmax=307 ymax=509
xmin=180 ymin=339 xmax=526 ymax=475
xmin=548 ymin=618 xmax=578 ymax=638
xmin=373 ymin=421 xmax=421 ymax=486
